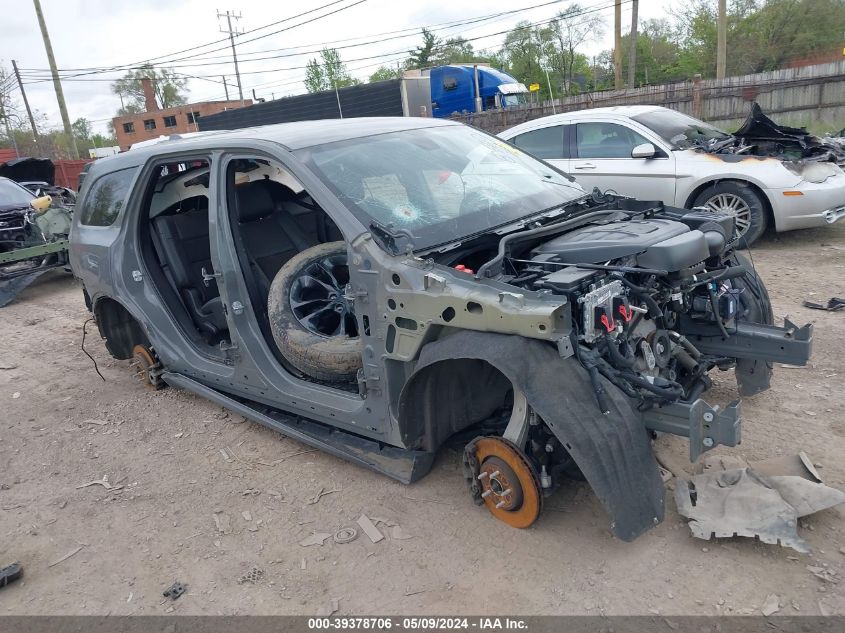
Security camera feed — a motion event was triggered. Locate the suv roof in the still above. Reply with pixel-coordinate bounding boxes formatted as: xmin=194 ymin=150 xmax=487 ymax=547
xmin=86 ymin=117 xmax=460 ymax=182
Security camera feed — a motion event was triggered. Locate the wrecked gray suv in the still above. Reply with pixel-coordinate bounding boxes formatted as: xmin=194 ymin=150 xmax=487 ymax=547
xmin=69 ymin=118 xmax=813 ymax=541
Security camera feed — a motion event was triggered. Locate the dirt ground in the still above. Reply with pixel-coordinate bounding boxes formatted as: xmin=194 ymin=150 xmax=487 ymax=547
xmin=1 ymin=224 xmax=844 ymax=617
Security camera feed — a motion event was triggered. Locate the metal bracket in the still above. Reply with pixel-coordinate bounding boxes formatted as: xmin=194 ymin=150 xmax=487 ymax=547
xmin=218 ymin=339 xmax=240 ymax=365
xmin=642 ymin=398 xmax=742 ymax=463
xmin=680 ymin=317 xmax=812 ymax=365
xmin=502 ymin=389 xmax=531 ymax=449
xmin=201 ymin=266 xmax=222 ymax=287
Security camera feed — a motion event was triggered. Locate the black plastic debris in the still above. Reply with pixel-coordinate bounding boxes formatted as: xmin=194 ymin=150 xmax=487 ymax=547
xmin=163 ymin=581 xmax=186 ymax=600
xmin=0 ymin=563 xmax=23 ymax=590
xmin=803 ymin=297 xmax=845 ymax=311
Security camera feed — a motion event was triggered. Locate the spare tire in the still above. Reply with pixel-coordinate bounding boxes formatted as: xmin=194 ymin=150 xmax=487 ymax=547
xmin=268 ymin=242 xmax=362 ymax=382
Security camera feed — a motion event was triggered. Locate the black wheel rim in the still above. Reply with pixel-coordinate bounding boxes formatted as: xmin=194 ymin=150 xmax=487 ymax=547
xmin=289 ymin=255 xmax=358 ymax=338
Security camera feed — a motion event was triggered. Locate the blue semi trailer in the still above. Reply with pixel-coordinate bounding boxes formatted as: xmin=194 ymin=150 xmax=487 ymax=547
xmin=198 ymin=64 xmax=529 ymax=131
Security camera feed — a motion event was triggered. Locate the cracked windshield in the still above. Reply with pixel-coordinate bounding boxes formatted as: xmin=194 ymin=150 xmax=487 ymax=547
xmin=298 ymin=125 xmax=585 ymax=249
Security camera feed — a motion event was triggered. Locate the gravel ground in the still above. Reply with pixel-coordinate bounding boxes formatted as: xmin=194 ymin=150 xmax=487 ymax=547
xmin=1 ymin=224 xmax=844 ymax=616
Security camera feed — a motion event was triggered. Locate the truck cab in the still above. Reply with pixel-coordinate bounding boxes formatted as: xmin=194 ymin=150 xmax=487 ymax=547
xmin=427 ymin=65 xmax=528 ymax=118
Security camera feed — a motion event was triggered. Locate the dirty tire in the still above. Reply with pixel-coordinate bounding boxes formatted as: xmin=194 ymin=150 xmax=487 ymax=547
xmin=268 ymin=242 xmax=362 ymax=383
xmin=730 ymin=252 xmax=773 ymax=325
xmin=730 ymin=252 xmax=774 ymax=396
xmin=693 ymin=181 xmax=768 ymax=248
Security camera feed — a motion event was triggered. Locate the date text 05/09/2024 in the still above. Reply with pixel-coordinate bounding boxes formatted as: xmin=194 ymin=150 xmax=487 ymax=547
xmin=308 ymin=617 xmax=528 ymax=630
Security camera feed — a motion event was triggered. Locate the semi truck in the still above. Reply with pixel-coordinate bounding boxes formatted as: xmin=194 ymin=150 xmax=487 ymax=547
xmin=198 ymin=64 xmax=528 ymax=131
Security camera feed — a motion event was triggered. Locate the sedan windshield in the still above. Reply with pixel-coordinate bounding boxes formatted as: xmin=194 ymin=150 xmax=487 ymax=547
xmin=296 ymin=125 xmax=585 ymax=250
xmin=633 ymin=110 xmax=730 ymax=149
xmin=0 ymin=178 xmax=35 ymax=207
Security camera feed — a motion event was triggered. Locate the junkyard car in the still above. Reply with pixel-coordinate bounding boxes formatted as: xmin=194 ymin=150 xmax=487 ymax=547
xmin=0 ymin=176 xmax=73 ymax=307
xmin=0 ymin=157 xmax=78 ymax=207
xmin=499 ymin=104 xmax=845 ymax=246
xmin=70 ymin=118 xmax=812 ymax=541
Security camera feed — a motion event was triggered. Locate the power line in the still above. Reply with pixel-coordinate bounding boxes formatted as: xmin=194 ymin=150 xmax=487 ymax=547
xmin=24 ymin=0 xmax=356 ymax=80
xmin=21 ymin=0 xmax=626 ymax=84
xmin=18 ymin=0 xmax=371 ymax=82
xmin=24 ymin=0 xmax=573 ymax=72
xmin=190 ymin=1 xmax=627 ymax=101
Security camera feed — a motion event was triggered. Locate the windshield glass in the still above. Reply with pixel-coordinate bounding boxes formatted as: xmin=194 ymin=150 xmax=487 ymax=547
xmin=632 ymin=110 xmax=730 ymax=149
xmin=0 ymin=179 xmax=35 ymax=207
xmin=502 ymin=94 xmax=527 ymax=107
xmin=296 ymin=125 xmax=585 ymax=250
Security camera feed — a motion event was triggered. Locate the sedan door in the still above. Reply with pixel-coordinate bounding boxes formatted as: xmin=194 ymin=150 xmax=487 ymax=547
xmin=570 ymin=120 xmax=676 ymax=203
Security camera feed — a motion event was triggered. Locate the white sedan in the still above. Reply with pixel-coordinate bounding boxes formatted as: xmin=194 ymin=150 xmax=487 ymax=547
xmin=499 ymin=105 xmax=845 ymax=246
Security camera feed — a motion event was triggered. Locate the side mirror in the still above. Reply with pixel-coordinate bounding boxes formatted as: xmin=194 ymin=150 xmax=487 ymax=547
xmin=631 ymin=143 xmax=656 ymax=159
xmin=30 ymin=195 xmax=52 ymax=213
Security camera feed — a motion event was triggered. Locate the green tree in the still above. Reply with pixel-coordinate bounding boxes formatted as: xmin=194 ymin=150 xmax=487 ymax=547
xmin=616 ymin=19 xmax=683 ymax=86
xmin=304 ymin=48 xmax=360 ymax=93
xmin=111 ymin=64 xmax=188 ymax=112
xmin=666 ymin=0 xmax=845 ymax=79
xmin=406 ymin=28 xmax=441 ymax=69
xmin=433 ymin=37 xmax=490 ymax=65
xmin=71 ymin=117 xmax=92 ymax=141
xmin=500 ymin=22 xmax=546 ymax=95
xmin=368 ymin=65 xmax=401 ymax=83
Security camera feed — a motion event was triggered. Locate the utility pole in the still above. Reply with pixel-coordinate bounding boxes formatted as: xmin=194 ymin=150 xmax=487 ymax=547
xmin=613 ymin=0 xmax=623 ymax=89
xmin=11 ymin=60 xmax=39 ymax=142
xmin=627 ymin=0 xmax=639 ymax=88
xmin=32 ymin=0 xmax=78 ymax=158
xmin=333 ymin=81 xmax=343 ymax=118
xmin=221 ymin=76 xmax=230 ymax=100
xmin=218 ymin=10 xmax=244 ymax=105
xmin=716 ymin=0 xmax=727 ymax=79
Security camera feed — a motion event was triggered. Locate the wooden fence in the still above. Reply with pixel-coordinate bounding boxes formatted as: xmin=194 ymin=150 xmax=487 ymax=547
xmin=451 ymin=60 xmax=845 ymax=134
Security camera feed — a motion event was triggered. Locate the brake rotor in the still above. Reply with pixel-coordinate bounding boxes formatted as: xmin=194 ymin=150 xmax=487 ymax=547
xmin=473 ymin=437 xmax=542 ymax=529
xmin=131 ymin=344 xmax=164 ymax=391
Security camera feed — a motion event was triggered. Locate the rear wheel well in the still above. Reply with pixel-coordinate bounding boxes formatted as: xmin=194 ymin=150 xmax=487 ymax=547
xmin=93 ymin=297 xmax=149 ymax=360
xmin=685 ymin=179 xmax=774 ymax=225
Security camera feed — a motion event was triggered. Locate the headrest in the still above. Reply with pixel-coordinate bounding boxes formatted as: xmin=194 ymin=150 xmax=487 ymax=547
xmin=235 ymin=180 xmax=277 ymax=223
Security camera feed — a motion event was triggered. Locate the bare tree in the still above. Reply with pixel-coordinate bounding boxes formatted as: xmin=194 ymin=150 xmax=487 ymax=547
xmin=550 ymin=5 xmax=606 ymax=92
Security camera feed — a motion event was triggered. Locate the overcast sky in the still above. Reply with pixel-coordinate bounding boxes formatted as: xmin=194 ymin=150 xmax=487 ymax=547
xmin=0 ymin=0 xmax=672 ymax=135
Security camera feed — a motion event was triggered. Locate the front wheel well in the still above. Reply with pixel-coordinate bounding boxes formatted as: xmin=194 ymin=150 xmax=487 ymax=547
xmin=93 ymin=297 xmax=149 ymax=360
xmin=398 ymin=358 xmax=514 ymax=452
xmin=684 ymin=179 xmax=774 ymax=226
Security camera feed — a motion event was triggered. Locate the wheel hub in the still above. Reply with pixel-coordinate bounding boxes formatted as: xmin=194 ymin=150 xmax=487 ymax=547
xmin=472 ymin=437 xmax=542 ymax=528
xmin=703 ymin=193 xmax=752 ymax=237
xmin=289 ymin=255 xmax=358 ymax=338
xmin=132 ymin=344 xmax=163 ymax=390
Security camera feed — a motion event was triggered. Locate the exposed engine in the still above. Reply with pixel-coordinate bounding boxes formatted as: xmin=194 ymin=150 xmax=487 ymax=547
xmin=493 ymin=203 xmax=745 ymax=413
xmin=702 ymin=102 xmax=845 ymax=168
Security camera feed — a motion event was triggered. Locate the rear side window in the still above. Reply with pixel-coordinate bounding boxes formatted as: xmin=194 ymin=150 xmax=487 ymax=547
xmin=510 ymin=126 xmax=566 ymax=159
xmin=79 ymin=168 xmax=137 ymax=226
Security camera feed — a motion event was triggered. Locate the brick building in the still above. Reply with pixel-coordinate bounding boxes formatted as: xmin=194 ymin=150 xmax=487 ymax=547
xmin=112 ymin=78 xmax=249 ymax=150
